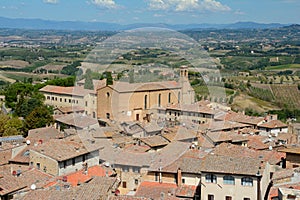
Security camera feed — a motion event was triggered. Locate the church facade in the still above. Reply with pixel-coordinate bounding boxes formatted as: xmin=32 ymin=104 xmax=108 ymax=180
xmin=97 ymin=66 xmax=195 ymax=122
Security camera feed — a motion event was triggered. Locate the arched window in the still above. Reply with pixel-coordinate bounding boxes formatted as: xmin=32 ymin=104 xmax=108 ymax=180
xmin=168 ymin=92 xmax=171 ymax=104
xmin=158 ymin=94 xmax=161 ymax=107
xmin=144 ymin=95 xmax=147 ymax=109
xmin=223 ymin=175 xmax=235 ymax=185
xmin=241 ymin=177 xmax=253 ymax=186
xmin=106 ymin=92 xmax=110 ymax=98
xmin=205 ymin=174 xmax=217 ymax=183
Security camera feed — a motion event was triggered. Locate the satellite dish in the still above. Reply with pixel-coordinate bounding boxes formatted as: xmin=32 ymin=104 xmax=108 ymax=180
xmin=26 ymin=140 xmax=31 ymax=145
xmin=30 ymin=184 xmax=36 ymax=190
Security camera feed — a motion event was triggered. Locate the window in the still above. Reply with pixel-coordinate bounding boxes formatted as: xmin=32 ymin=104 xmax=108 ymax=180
xmin=205 ymin=174 xmax=217 ymax=183
xmin=241 ymin=177 xmax=253 ymax=186
xmin=144 ymin=95 xmax=148 ymax=109
xmin=106 ymin=113 xmax=110 ymax=119
xmin=85 ymin=101 xmax=88 ymax=106
xmin=47 ymin=96 xmax=50 ymax=100
xmin=65 ymin=99 xmax=67 ymax=102
xmin=135 ymin=179 xmax=139 ymax=185
xmin=223 ymin=176 xmax=235 ymax=185
xmin=168 ymin=92 xmax=171 ymax=104
xmin=122 ymin=181 xmax=127 ymax=188
xmin=72 ymin=158 xmax=75 ymax=166
xmin=69 ymin=99 xmax=71 ymax=103
xmin=63 ymin=161 xmax=67 ymax=168
xmin=133 ymin=167 xmax=140 ymax=173
xmin=60 ymin=98 xmax=62 ymax=102
xmin=93 ymin=112 xmax=96 ymax=118
xmin=158 ymin=94 xmax=161 ymax=107
xmin=51 ymin=97 xmax=54 ymax=100
xmin=244 ymin=198 xmax=250 ymax=200
xmin=182 ymin=178 xmax=185 ymax=184
xmin=123 ymin=166 xmax=129 ymax=172
xmin=36 ymin=163 xmax=40 ymax=170
xmin=106 ymin=92 xmax=110 ymax=98
xmin=155 ymin=172 xmax=159 ymax=181
xmin=208 ymin=194 xmax=214 ymax=200
xmin=82 ymin=155 xmax=86 ymax=162
xmin=226 ymin=196 xmax=232 ymax=200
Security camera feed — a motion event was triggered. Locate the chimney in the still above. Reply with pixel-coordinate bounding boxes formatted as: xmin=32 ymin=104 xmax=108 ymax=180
xmin=177 ymin=168 xmax=182 ymax=186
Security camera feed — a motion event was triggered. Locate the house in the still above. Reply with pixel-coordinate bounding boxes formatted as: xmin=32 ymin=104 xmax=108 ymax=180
xmin=29 ymin=135 xmax=100 ymax=176
xmin=27 ymin=127 xmax=63 ymax=143
xmin=278 ymin=187 xmax=300 ymax=200
xmin=158 ymin=101 xmax=215 ymax=127
xmin=278 ymin=146 xmax=300 ymax=168
xmin=145 ymin=149 xmax=207 ymax=199
xmin=138 ymin=135 xmax=169 ymax=151
xmin=53 ymin=106 xmax=85 ymax=115
xmin=19 ymin=176 xmax=119 ymax=200
xmin=0 ymin=167 xmax=53 ymax=200
xmin=200 ymin=153 xmax=270 ymax=200
xmin=258 ymin=120 xmax=288 ymax=136
xmin=97 ymin=66 xmax=195 ymax=122
xmin=39 ymin=85 xmax=97 ymax=118
xmin=214 ymin=110 xmax=265 ymax=129
xmin=54 ymin=113 xmax=99 ymax=130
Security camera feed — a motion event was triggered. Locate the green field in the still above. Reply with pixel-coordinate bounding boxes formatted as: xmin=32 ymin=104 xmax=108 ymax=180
xmin=266 ymin=64 xmax=300 ymax=70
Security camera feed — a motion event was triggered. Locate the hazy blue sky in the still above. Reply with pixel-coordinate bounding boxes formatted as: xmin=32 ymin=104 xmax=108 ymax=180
xmin=0 ymin=0 xmax=299 ymax=24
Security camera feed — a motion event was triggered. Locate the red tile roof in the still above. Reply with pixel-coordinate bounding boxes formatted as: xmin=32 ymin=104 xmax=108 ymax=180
xmin=40 ymin=85 xmax=93 ymax=96
xmin=135 ymin=181 xmax=179 ymax=200
xmin=259 ymin=120 xmax=288 ymax=129
xmin=56 ymin=165 xmax=114 ymax=187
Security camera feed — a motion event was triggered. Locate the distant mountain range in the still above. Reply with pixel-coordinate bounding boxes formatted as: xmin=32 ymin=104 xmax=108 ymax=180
xmin=0 ymin=17 xmax=290 ymax=31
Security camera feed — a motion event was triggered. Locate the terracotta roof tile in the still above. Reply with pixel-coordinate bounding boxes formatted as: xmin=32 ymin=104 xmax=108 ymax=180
xmin=140 ymin=135 xmax=169 ymax=148
xmin=55 ymin=113 xmax=98 ymax=129
xmin=109 ymin=81 xmax=181 ymax=93
xmin=135 ymin=181 xmax=178 ymax=200
xmin=259 ymin=120 xmax=288 ymax=129
xmin=201 ymin=154 xmax=261 ymax=176
xmin=40 ymin=85 xmax=93 ymax=97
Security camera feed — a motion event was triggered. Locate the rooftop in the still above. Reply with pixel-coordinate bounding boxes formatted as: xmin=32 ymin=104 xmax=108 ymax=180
xmin=31 ymin=135 xmax=100 ymax=162
xmin=55 ymin=113 xmax=98 ymax=129
xmin=103 ymin=81 xmax=181 ymax=93
xmin=258 ymin=120 xmax=288 ymax=129
xmin=27 ymin=126 xmax=63 ymax=143
xmin=39 ymin=85 xmax=93 ymax=96
xmin=201 ymin=154 xmax=261 ymax=176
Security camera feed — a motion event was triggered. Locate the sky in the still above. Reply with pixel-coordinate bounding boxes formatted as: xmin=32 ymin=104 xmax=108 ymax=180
xmin=0 ymin=0 xmax=299 ymax=25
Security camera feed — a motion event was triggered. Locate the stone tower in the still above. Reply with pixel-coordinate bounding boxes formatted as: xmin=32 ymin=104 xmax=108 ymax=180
xmin=179 ymin=66 xmax=195 ymax=105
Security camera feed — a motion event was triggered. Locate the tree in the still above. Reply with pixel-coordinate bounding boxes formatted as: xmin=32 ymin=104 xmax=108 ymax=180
xmin=0 ymin=113 xmax=10 ymax=134
xmin=4 ymin=117 xmax=23 ymax=134
xmin=25 ymin=106 xmax=54 ymax=130
xmin=15 ymin=97 xmax=43 ymax=118
xmin=84 ymin=69 xmax=94 ymax=90
xmin=3 ymin=127 xmax=19 ymax=137
xmin=105 ymin=71 xmax=113 ymax=85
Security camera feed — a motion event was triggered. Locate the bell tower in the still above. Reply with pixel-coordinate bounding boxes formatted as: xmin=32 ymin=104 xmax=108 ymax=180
xmin=179 ymin=66 xmax=195 ymax=105
xmin=180 ymin=65 xmax=189 ymax=80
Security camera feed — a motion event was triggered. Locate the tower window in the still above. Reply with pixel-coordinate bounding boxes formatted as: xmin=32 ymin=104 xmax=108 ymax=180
xmin=158 ymin=94 xmax=161 ymax=107
xmin=144 ymin=95 xmax=148 ymax=109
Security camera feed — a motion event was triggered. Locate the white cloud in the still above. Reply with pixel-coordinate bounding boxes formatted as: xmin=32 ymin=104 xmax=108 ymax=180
xmin=148 ymin=0 xmax=230 ymax=12
xmin=43 ymin=0 xmax=59 ymax=4
xmin=90 ymin=0 xmax=118 ymax=9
